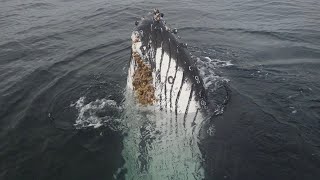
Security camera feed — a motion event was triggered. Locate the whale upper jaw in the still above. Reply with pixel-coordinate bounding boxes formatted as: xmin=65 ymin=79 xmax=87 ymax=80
xmin=127 ymin=10 xmax=209 ymax=114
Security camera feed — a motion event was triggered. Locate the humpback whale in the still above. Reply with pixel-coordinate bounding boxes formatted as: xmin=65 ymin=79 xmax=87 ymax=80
xmin=122 ymin=9 xmax=211 ymax=179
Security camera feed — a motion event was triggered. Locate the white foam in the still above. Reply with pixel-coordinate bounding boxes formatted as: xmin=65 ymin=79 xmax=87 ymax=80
xmin=203 ymin=56 xmax=233 ymax=67
xmin=196 ymin=57 xmax=230 ymax=89
xmin=71 ymin=97 xmax=122 ymax=130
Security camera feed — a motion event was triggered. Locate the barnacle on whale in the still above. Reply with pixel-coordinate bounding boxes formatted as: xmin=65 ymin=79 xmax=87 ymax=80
xmin=131 ymin=51 xmax=156 ymax=105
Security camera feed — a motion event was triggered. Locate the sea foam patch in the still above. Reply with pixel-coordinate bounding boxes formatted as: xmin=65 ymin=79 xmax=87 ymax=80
xmin=71 ymin=97 xmax=123 ymax=130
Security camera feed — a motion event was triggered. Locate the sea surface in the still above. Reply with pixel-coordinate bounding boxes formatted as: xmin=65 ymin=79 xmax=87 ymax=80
xmin=1 ymin=0 xmax=320 ymax=179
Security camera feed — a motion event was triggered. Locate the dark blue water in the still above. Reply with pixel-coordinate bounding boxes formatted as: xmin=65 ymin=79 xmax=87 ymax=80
xmin=1 ymin=0 xmax=320 ymax=179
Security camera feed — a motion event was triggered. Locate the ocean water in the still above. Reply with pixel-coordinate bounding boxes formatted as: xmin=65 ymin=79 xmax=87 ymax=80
xmin=1 ymin=0 xmax=320 ymax=179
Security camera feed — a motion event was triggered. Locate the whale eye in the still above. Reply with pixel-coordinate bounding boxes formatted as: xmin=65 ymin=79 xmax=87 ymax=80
xmin=167 ymin=76 xmax=174 ymax=84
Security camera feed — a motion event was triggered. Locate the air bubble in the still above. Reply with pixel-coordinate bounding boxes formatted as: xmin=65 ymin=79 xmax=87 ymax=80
xmin=179 ymin=43 xmax=187 ymax=48
xmin=172 ymin=28 xmax=178 ymax=34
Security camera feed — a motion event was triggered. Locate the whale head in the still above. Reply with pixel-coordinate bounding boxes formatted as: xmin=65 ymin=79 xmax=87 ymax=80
xmin=127 ymin=9 xmax=209 ymax=115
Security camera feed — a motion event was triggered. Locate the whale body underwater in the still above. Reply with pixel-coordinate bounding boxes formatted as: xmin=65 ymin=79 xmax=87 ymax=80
xmin=122 ymin=10 xmax=217 ymax=179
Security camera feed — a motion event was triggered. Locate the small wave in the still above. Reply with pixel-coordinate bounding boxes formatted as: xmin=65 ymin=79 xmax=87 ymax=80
xmin=71 ymin=97 xmax=123 ymax=130
xmin=17 ymin=2 xmax=56 ymax=10
xmin=196 ymin=56 xmax=230 ymax=89
xmin=203 ymin=56 xmax=233 ymax=67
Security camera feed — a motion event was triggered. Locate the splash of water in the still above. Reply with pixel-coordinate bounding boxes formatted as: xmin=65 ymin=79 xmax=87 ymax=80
xmin=71 ymin=97 xmax=123 ymax=131
xmin=196 ymin=56 xmax=230 ymax=89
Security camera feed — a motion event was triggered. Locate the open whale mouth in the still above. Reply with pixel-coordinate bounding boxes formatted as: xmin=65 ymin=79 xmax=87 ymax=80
xmin=127 ymin=9 xmax=209 ymax=115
